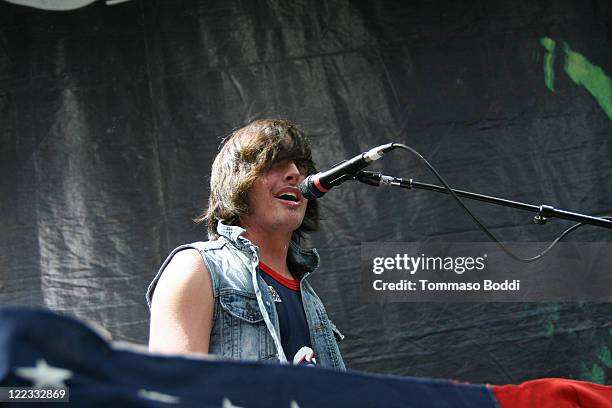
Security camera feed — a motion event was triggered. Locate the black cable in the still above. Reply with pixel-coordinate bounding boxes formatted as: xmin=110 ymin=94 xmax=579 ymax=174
xmin=392 ymin=143 xmax=611 ymax=263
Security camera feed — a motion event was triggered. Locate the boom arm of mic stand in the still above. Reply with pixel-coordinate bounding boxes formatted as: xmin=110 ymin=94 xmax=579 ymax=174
xmin=354 ymin=171 xmax=612 ymax=230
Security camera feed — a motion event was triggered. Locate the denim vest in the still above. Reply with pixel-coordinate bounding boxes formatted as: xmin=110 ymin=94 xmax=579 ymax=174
xmin=146 ymin=222 xmax=346 ymax=370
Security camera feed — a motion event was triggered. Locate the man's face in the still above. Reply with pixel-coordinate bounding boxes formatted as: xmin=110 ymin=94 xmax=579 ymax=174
xmin=242 ymin=160 xmax=308 ymax=235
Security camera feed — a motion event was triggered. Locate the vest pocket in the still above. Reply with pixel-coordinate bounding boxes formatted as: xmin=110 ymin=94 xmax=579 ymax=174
xmin=219 ymin=290 xmax=264 ymax=323
xmin=217 ymin=289 xmax=277 ymax=361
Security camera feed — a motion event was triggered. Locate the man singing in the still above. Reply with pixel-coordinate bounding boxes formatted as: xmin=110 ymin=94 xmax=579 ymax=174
xmin=146 ymin=119 xmax=345 ymax=370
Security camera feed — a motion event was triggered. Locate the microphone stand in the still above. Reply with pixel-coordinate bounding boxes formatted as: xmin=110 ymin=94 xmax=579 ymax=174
xmin=355 ymin=171 xmax=612 ymax=229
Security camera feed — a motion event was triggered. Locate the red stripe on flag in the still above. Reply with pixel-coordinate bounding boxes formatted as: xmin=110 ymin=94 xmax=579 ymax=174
xmin=492 ymin=378 xmax=612 ymax=408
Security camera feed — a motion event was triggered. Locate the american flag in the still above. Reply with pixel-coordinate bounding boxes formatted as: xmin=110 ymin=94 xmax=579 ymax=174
xmin=0 ymin=307 xmax=609 ymax=407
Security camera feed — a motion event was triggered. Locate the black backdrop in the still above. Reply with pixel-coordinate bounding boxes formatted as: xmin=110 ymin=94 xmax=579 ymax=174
xmin=1 ymin=0 xmax=611 ymax=385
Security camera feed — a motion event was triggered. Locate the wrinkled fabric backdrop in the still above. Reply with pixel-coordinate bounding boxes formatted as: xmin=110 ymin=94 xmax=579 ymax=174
xmin=1 ymin=0 xmax=611 ymax=385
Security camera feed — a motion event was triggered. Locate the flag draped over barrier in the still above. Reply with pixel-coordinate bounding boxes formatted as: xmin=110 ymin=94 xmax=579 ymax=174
xmin=0 ymin=308 xmax=609 ymax=407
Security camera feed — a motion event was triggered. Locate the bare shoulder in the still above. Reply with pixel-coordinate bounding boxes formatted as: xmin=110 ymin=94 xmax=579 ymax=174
xmin=151 ymin=248 xmax=212 ymax=306
xmin=164 ymin=248 xmax=208 ymax=276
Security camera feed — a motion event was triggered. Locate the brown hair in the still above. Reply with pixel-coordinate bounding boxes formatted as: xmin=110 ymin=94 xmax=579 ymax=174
xmin=195 ymin=119 xmax=319 ymax=242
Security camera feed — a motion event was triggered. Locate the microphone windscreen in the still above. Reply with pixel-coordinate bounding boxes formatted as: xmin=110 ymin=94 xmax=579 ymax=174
xmin=299 ymin=177 xmax=325 ymax=200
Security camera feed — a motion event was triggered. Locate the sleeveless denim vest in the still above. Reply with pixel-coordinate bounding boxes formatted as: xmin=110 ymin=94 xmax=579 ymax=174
xmin=146 ymin=222 xmax=346 ymax=370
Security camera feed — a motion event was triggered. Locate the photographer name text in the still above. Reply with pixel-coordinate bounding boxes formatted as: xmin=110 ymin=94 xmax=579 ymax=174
xmin=373 ymin=279 xmax=520 ymax=292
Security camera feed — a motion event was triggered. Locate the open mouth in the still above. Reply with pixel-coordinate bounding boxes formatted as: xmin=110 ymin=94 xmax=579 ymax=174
xmin=275 ymin=192 xmax=299 ymax=202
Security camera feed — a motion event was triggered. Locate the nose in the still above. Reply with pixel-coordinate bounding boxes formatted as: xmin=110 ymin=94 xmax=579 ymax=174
xmin=283 ymin=161 xmax=303 ymax=184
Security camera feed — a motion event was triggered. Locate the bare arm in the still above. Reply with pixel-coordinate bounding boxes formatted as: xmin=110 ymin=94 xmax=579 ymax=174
xmin=148 ymin=249 xmax=214 ymax=355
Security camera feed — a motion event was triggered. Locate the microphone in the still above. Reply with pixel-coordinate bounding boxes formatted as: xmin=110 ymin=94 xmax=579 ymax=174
xmin=299 ymin=143 xmax=396 ymax=199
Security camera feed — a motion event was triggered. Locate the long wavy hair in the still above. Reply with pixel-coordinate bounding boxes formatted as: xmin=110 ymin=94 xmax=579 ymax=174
xmin=195 ymin=119 xmax=319 ymax=242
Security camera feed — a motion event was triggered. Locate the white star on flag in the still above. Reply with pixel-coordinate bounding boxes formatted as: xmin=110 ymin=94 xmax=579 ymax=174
xmin=222 ymin=398 xmax=245 ymax=408
xmin=14 ymin=359 xmax=72 ymax=388
xmin=137 ymin=389 xmax=181 ymax=404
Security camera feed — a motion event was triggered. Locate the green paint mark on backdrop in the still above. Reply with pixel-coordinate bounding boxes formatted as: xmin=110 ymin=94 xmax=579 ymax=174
xmin=539 ymin=37 xmax=612 ymax=120
xmin=545 ymin=321 xmax=555 ymax=337
xmin=540 ymin=37 xmax=556 ymax=91
xmin=581 ymin=362 xmax=605 ymax=384
xmin=543 ymin=305 xmax=559 ymax=337
xmin=563 ymin=43 xmax=612 ymax=120
xmin=599 ymin=346 xmax=612 ymax=369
